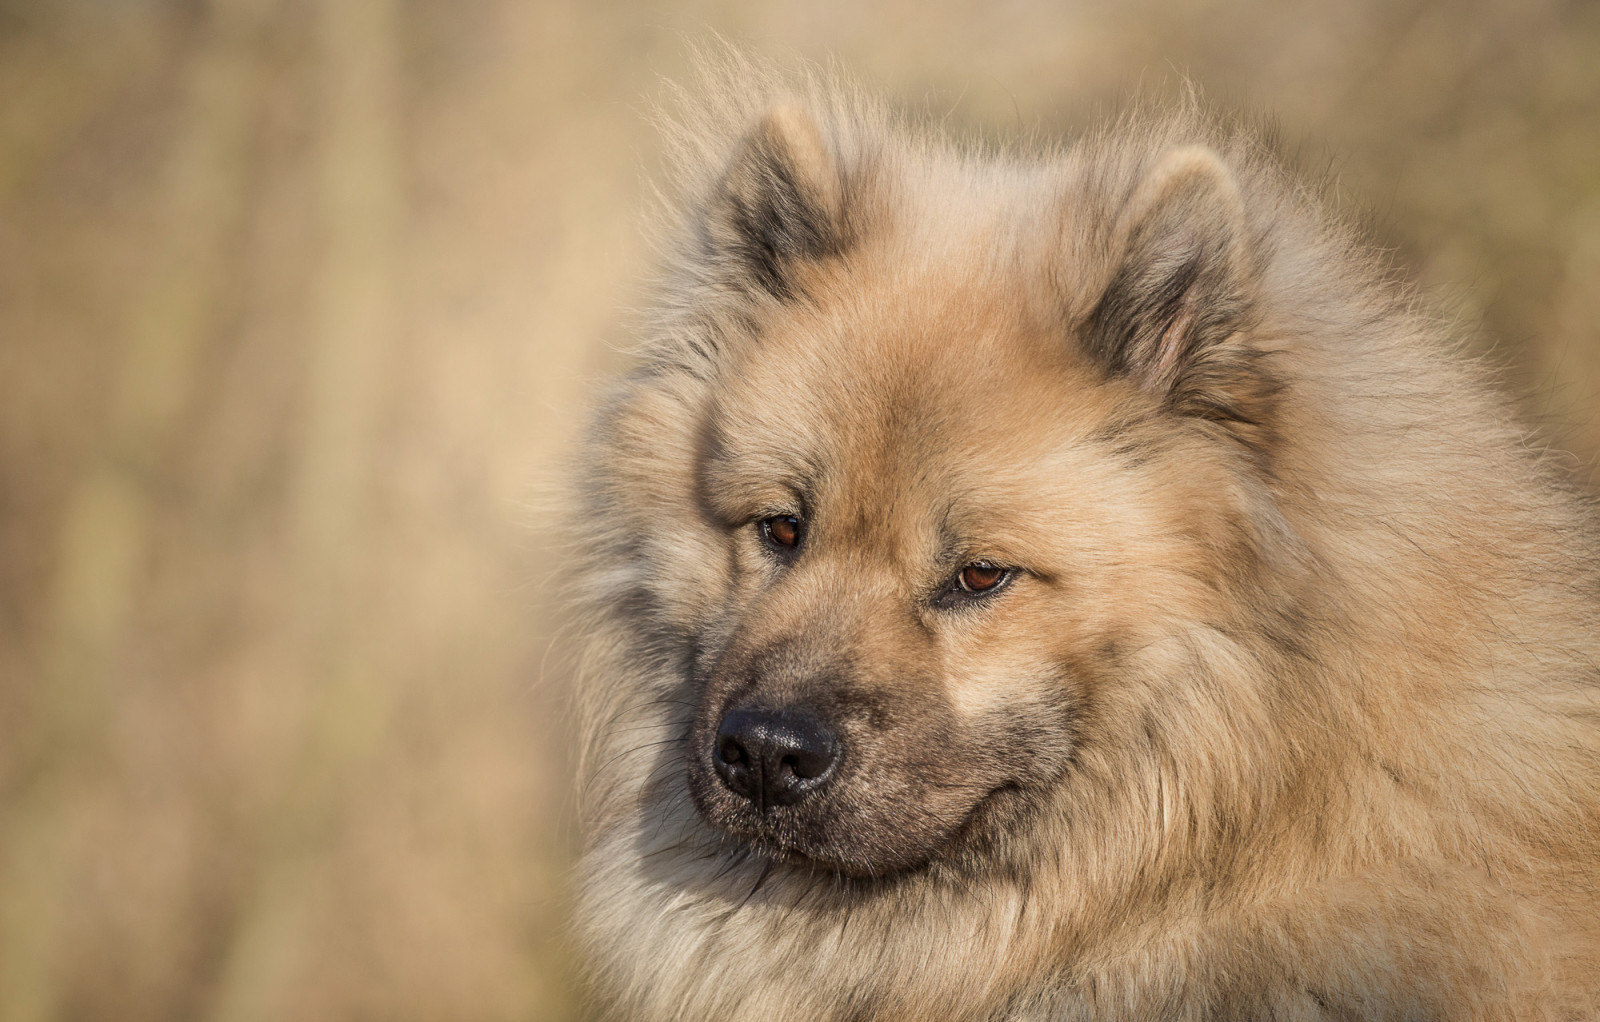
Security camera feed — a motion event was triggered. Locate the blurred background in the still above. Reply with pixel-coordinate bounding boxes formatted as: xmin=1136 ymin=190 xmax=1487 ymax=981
xmin=0 ymin=0 xmax=1596 ymax=1018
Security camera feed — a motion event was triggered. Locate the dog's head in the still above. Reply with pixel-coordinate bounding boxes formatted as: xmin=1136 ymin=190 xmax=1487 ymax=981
xmin=611 ymin=102 xmax=1296 ymax=877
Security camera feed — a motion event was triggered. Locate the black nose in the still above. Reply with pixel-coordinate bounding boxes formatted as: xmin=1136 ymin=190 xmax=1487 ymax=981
xmin=713 ymin=708 xmax=841 ymax=809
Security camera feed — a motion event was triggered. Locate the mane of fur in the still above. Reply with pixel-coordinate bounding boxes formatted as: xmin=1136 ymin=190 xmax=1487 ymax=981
xmin=568 ymin=52 xmax=1600 ymax=1021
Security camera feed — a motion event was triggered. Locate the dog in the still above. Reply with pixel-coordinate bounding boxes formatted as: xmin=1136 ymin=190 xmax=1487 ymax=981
xmin=567 ymin=56 xmax=1600 ymax=1020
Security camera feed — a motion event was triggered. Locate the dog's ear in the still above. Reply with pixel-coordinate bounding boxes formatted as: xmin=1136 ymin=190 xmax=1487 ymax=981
xmin=700 ymin=105 xmax=848 ymax=302
xmin=1085 ymin=146 xmax=1272 ymax=426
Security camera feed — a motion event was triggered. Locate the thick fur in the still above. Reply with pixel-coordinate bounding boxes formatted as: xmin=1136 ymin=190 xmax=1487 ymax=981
xmin=568 ymin=55 xmax=1600 ymax=1020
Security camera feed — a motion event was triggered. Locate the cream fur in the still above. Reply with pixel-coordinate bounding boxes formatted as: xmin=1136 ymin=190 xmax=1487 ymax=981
xmin=567 ymin=53 xmax=1600 ymax=1020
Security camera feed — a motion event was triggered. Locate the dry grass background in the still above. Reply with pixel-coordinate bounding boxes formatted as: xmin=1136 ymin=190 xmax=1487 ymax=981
xmin=0 ymin=0 xmax=1596 ymax=1018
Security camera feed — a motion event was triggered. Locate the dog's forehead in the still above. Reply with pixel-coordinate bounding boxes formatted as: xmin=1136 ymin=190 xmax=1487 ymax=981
xmin=707 ymin=262 xmax=1119 ymax=515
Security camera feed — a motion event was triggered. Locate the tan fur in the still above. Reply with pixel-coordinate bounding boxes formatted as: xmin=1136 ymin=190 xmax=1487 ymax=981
xmin=567 ymin=53 xmax=1600 ymax=1020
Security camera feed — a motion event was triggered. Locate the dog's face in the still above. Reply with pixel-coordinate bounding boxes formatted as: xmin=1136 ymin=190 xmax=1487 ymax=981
xmin=660 ymin=109 xmax=1277 ymax=877
xmin=685 ymin=279 xmax=1091 ymax=875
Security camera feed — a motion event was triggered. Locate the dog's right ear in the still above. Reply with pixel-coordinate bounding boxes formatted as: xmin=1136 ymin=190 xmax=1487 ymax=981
xmin=698 ymin=105 xmax=849 ymax=302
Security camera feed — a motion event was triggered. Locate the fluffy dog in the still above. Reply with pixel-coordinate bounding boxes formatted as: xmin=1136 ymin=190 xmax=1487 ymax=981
xmin=568 ymin=58 xmax=1600 ymax=1020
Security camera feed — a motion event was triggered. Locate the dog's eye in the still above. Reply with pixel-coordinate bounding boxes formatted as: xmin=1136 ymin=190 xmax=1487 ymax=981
xmin=934 ymin=561 xmax=1014 ymax=609
xmin=758 ymin=514 xmax=803 ymax=555
xmin=957 ymin=562 xmax=1009 ymax=594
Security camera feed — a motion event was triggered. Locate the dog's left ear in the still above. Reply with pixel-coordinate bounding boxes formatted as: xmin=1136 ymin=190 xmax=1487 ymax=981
xmin=699 ymin=105 xmax=849 ymax=302
xmin=1085 ymin=146 xmax=1271 ymax=425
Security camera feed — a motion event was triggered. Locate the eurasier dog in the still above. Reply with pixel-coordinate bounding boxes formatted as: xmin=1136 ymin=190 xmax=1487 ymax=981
xmin=568 ymin=58 xmax=1600 ymax=1020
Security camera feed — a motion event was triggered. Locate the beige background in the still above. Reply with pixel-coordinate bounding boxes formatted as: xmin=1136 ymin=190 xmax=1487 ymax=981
xmin=1 ymin=0 xmax=1597 ymax=1018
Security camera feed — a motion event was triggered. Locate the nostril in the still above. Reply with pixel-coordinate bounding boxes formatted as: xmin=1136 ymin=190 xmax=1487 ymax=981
xmin=716 ymin=734 xmax=747 ymax=766
xmin=780 ymin=750 xmax=825 ymax=780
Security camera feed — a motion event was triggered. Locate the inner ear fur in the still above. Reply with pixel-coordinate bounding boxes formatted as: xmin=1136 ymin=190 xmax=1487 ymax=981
xmin=1086 ymin=146 xmax=1274 ymax=428
xmin=700 ymin=105 xmax=849 ymax=302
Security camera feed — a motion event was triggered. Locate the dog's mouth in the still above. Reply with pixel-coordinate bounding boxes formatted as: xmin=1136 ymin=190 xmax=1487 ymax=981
xmin=681 ymin=649 xmax=1077 ymax=877
xmin=729 ymin=785 xmax=1033 ymax=880
xmin=686 ymin=718 xmax=1035 ymax=878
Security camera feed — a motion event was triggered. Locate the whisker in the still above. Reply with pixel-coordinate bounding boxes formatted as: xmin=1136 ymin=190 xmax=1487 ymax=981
xmin=602 ymin=717 xmax=694 ymax=738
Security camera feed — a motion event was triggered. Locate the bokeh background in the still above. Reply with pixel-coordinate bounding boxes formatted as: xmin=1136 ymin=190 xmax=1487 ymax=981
xmin=1 ymin=0 xmax=1597 ymax=1018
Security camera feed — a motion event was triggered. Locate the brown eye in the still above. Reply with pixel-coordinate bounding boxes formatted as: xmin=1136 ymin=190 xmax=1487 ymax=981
xmin=759 ymin=514 xmax=802 ymax=551
xmin=958 ymin=562 xmax=1007 ymax=593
